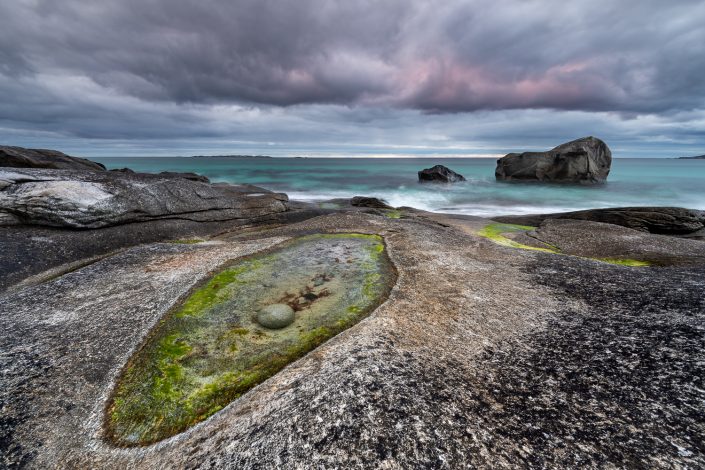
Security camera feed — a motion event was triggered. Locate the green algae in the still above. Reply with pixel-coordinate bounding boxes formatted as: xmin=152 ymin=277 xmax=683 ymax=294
xmin=596 ymin=258 xmax=651 ymax=267
xmin=477 ymin=223 xmax=651 ymax=267
xmin=384 ymin=209 xmax=403 ymax=219
xmin=106 ymin=233 xmax=395 ymax=446
xmin=477 ymin=223 xmax=557 ymax=253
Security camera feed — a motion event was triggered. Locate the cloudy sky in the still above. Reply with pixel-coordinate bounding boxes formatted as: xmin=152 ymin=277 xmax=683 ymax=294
xmin=1 ymin=0 xmax=704 ymax=157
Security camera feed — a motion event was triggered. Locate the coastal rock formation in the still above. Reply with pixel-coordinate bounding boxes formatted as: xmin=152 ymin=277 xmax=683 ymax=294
xmin=0 ymin=145 xmax=106 ymax=171
xmin=494 ymin=206 xmax=705 ymax=238
xmin=0 ymin=168 xmax=288 ymax=229
xmin=495 ymin=136 xmax=611 ymax=184
xmin=350 ymin=196 xmax=393 ymax=209
xmin=2 ymin=211 xmax=704 ymax=468
xmin=418 ymin=164 xmax=466 ymax=183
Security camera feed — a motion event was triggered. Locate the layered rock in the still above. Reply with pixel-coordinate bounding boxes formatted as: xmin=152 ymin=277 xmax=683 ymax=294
xmin=495 ymin=136 xmax=611 ymax=184
xmin=418 ymin=164 xmax=466 ymax=183
xmin=0 ymin=145 xmax=107 ymax=171
xmin=0 ymin=168 xmax=288 ymax=229
xmin=494 ymin=206 xmax=705 ymax=237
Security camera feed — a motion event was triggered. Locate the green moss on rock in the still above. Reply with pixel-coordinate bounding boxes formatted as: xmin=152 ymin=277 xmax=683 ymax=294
xmin=477 ymin=223 xmax=651 ymax=267
xmin=106 ymin=233 xmax=395 ymax=446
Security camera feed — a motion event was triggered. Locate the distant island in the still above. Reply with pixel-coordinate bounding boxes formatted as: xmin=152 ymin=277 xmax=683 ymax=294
xmin=677 ymin=154 xmax=705 ymax=159
xmin=191 ymin=154 xmax=272 ymax=158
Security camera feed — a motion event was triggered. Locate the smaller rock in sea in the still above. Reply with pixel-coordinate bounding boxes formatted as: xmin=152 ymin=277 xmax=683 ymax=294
xmin=418 ymin=165 xmax=466 ymax=183
xmin=256 ymin=303 xmax=295 ymax=329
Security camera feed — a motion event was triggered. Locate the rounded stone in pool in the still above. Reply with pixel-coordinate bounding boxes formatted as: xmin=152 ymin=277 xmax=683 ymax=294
xmin=256 ymin=303 xmax=295 ymax=329
xmin=106 ymin=233 xmax=396 ymax=446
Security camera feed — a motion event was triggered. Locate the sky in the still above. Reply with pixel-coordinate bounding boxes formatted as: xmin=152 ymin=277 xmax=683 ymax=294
xmin=1 ymin=0 xmax=705 ymax=158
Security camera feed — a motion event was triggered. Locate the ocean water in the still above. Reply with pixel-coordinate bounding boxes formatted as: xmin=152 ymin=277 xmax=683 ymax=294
xmin=93 ymin=157 xmax=705 ymax=216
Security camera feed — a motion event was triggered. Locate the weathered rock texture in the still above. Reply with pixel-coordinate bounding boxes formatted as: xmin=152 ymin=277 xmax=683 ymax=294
xmin=0 ymin=168 xmax=288 ymax=229
xmin=418 ymin=164 xmax=466 ymax=183
xmin=495 ymin=206 xmax=705 ymax=238
xmin=0 ymin=146 xmax=106 ymax=172
xmin=2 ymin=210 xmax=704 ymax=468
xmin=496 ymin=136 xmax=612 ymax=184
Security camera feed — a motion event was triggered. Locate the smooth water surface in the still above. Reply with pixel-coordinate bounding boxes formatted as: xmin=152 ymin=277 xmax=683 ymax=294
xmin=94 ymin=157 xmax=705 ymax=215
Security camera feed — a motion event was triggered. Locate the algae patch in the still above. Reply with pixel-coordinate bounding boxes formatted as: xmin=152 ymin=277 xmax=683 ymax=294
xmin=477 ymin=223 xmax=557 ymax=253
xmin=477 ymin=223 xmax=651 ymax=267
xmin=106 ymin=233 xmax=395 ymax=446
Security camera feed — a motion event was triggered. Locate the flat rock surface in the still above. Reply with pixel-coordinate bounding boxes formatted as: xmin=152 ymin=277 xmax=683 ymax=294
xmin=511 ymin=218 xmax=705 ymax=266
xmin=1 ymin=211 xmax=704 ymax=468
xmin=495 ymin=206 xmax=705 ymax=237
xmin=0 ymin=168 xmax=289 ymax=229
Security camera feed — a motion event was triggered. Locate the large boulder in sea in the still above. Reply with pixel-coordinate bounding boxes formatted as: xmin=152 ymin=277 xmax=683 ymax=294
xmin=0 ymin=145 xmax=107 ymax=172
xmin=495 ymin=136 xmax=611 ymax=184
xmin=418 ymin=165 xmax=466 ymax=183
xmin=0 ymin=167 xmax=288 ymax=229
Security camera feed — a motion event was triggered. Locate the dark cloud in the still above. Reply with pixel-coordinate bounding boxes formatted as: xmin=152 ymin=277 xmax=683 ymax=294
xmin=0 ymin=0 xmax=704 ymax=155
xmin=2 ymin=0 xmax=704 ymax=112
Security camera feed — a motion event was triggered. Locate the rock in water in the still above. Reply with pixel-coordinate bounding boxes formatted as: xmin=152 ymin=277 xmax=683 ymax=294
xmin=495 ymin=136 xmax=611 ymax=184
xmin=418 ymin=165 xmax=466 ymax=183
xmin=256 ymin=304 xmax=296 ymax=329
xmin=0 ymin=145 xmax=106 ymax=171
xmin=0 ymin=167 xmax=288 ymax=228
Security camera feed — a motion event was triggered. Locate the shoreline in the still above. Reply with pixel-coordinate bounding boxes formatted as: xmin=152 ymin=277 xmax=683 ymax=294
xmin=2 ymin=151 xmax=705 ymax=467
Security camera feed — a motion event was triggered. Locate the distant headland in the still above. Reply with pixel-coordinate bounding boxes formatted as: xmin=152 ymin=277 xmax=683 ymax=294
xmin=677 ymin=154 xmax=705 ymax=159
xmin=191 ymin=154 xmax=272 ymax=158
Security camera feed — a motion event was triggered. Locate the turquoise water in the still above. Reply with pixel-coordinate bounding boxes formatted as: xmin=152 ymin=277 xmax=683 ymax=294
xmin=93 ymin=157 xmax=705 ymax=216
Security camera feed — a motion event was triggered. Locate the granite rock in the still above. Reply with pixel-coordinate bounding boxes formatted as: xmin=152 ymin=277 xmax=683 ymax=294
xmin=0 ymin=146 xmax=106 ymax=172
xmin=0 ymin=168 xmax=288 ymax=229
xmin=494 ymin=206 xmax=705 ymax=237
xmin=418 ymin=164 xmax=466 ymax=183
xmin=495 ymin=136 xmax=611 ymax=184
xmin=2 ymin=211 xmax=704 ymax=468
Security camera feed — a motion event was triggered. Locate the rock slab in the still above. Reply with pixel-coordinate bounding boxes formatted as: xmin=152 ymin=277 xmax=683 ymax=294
xmin=494 ymin=206 xmax=705 ymax=237
xmin=495 ymin=136 xmax=611 ymax=184
xmin=0 ymin=168 xmax=288 ymax=229
xmin=0 ymin=146 xmax=106 ymax=172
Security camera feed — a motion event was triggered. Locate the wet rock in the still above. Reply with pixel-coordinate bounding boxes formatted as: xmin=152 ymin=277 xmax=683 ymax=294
xmin=157 ymin=171 xmax=210 ymax=183
xmin=0 ymin=145 xmax=106 ymax=171
xmin=257 ymin=304 xmax=296 ymax=329
xmin=495 ymin=136 xmax=611 ymax=184
xmin=350 ymin=196 xmax=393 ymax=209
xmin=418 ymin=164 xmax=466 ymax=183
xmin=0 ymin=168 xmax=288 ymax=229
xmin=494 ymin=206 xmax=705 ymax=237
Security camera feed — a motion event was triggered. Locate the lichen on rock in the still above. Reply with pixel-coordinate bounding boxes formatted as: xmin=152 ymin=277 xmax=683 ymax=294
xmin=105 ymin=233 xmax=396 ymax=446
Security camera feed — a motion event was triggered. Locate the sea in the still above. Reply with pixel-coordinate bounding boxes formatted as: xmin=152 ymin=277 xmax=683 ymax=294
xmin=92 ymin=157 xmax=705 ymax=216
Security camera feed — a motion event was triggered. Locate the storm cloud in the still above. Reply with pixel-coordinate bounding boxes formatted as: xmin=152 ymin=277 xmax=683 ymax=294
xmin=1 ymin=0 xmax=704 ymax=156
